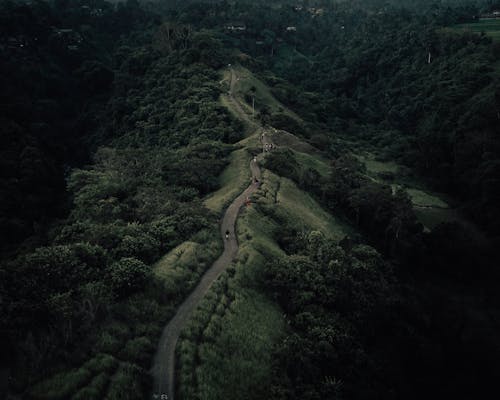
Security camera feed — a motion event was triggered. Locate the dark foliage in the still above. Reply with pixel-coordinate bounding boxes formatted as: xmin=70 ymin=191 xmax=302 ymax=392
xmin=0 ymin=1 xmax=239 ymax=397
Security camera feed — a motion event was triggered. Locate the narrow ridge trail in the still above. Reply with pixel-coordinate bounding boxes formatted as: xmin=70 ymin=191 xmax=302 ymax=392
xmin=151 ymin=157 xmax=262 ymax=400
xmin=151 ymin=65 xmax=273 ymax=400
xmin=226 ymin=67 xmax=259 ymax=130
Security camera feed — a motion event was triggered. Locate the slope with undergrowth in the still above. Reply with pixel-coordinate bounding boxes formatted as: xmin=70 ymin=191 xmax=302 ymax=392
xmin=1 ymin=24 xmax=246 ymax=400
xmin=354 ymin=151 xmax=487 ymax=233
xmin=175 ymin=172 xmax=351 ymax=399
xmin=174 ymin=65 xmax=352 ymax=400
xmin=174 ymin=56 xmax=500 ymax=399
xmin=5 ymin=2 xmax=500 ymax=399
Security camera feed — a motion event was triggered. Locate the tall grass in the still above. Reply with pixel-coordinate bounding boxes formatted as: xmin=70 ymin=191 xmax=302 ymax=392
xmin=176 ymin=162 xmax=354 ymax=399
xmin=29 ymin=224 xmax=222 ymax=400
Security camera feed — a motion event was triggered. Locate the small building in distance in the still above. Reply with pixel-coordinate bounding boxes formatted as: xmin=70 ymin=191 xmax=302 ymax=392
xmin=53 ymin=28 xmax=83 ymax=42
xmin=50 ymin=27 xmax=83 ymax=51
xmin=480 ymin=10 xmax=500 ymax=18
xmin=225 ymin=22 xmax=247 ymax=32
xmin=3 ymin=35 xmax=28 ymax=50
xmin=307 ymin=7 xmax=325 ymax=17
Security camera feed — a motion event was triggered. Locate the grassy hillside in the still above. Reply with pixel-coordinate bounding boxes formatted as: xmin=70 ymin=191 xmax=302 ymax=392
xmin=175 ymin=71 xmax=351 ymax=397
xmin=354 ymin=151 xmax=483 ymax=231
xmin=205 ymin=148 xmax=252 ymax=214
xmin=262 ymin=171 xmax=349 ymax=240
xmin=2 ymin=19 xmax=242 ymax=398
xmin=176 ymin=188 xmax=287 ymax=400
xmin=4 ymin=1 xmax=500 ymax=399
xmin=229 ymin=65 xmax=300 ymax=119
xmin=453 ymin=18 xmax=500 ymax=41
xmin=176 ymin=177 xmax=348 ymax=399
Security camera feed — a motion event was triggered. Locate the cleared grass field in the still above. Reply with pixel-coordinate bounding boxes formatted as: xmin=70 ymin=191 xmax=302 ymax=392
xmin=277 ymin=43 xmax=315 ymax=66
xmin=269 ymin=129 xmax=322 ymax=156
xmin=292 ymin=149 xmax=330 ymax=176
xmin=271 ymin=173 xmax=350 ymax=241
xmin=355 ymin=153 xmax=399 ymax=175
xmin=353 ymin=151 xmax=481 ymax=231
xmin=230 ymin=65 xmax=301 ymax=120
xmin=414 ymin=207 xmax=461 ymax=231
xmin=404 ymin=187 xmax=449 ymax=208
xmin=451 ymin=18 xmax=500 ymax=41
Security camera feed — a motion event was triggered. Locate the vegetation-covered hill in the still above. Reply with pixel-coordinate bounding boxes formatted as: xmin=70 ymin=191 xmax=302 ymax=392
xmin=1 ymin=1 xmax=240 ymax=398
xmin=178 ymin=0 xmax=500 ymax=234
xmin=1 ymin=0 xmax=500 ymax=399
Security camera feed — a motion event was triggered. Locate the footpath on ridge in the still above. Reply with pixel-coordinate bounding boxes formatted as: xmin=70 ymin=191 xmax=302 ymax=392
xmin=151 ymin=67 xmax=273 ymax=400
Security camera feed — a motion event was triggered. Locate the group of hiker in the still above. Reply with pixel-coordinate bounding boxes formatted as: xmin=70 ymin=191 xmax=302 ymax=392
xmin=260 ymin=131 xmax=276 ymax=152
xmin=264 ymin=143 xmax=275 ymax=152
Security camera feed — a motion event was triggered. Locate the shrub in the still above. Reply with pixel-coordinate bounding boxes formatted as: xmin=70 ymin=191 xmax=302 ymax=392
xmin=269 ymin=113 xmax=308 ymax=137
xmin=263 ymin=148 xmax=300 ymax=182
xmin=85 ymin=353 xmax=118 ymax=375
xmin=114 ymin=233 xmax=160 ymax=264
xmin=109 ymin=258 xmax=151 ymax=298
xmin=119 ymin=337 xmax=154 ymax=367
xmin=95 ymin=332 xmax=123 ymax=354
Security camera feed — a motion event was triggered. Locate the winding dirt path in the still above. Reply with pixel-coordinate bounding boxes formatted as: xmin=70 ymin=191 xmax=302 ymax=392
xmin=151 ymin=66 xmax=274 ymax=400
xmin=151 ymin=158 xmax=261 ymax=400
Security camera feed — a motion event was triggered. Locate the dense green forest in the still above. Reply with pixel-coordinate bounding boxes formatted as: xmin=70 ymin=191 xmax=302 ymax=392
xmin=1 ymin=0 xmax=500 ymax=399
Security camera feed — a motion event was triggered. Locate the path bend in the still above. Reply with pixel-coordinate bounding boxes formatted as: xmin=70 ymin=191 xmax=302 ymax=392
xmin=151 ymin=158 xmax=261 ymax=400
